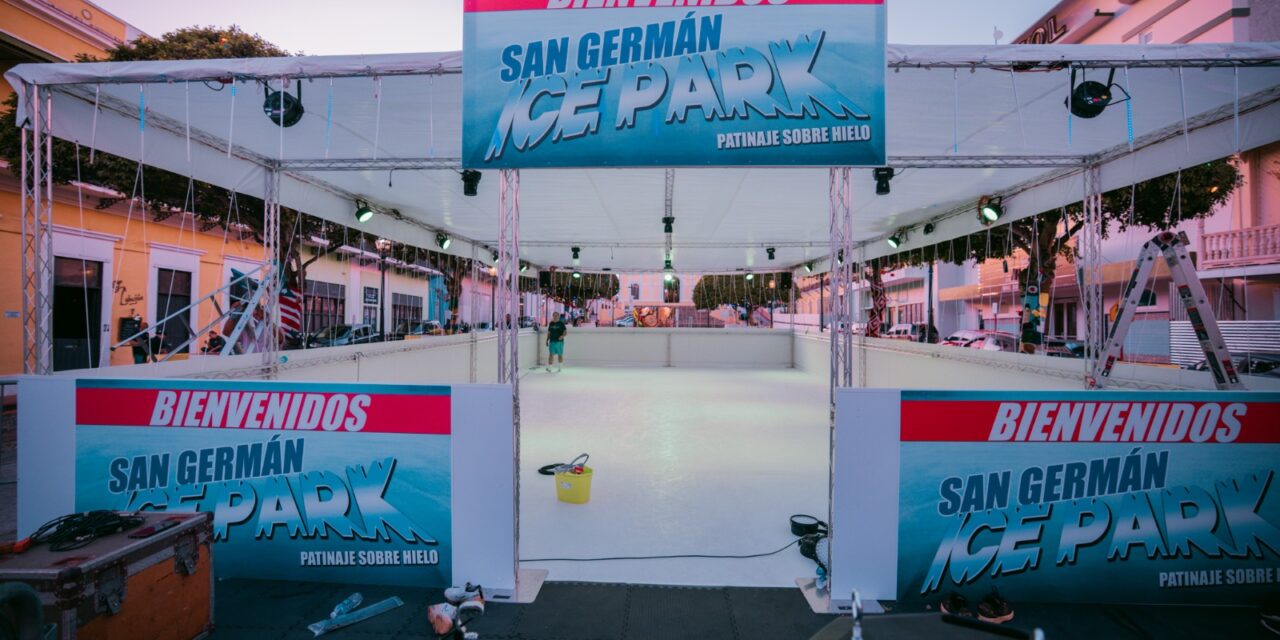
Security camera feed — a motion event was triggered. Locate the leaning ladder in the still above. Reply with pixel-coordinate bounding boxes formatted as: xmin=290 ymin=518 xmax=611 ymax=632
xmin=1092 ymin=231 xmax=1243 ymax=390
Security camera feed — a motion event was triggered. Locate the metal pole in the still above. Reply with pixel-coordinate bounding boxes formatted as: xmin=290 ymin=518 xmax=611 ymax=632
xmin=1080 ymin=165 xmax=1106 ymax=388
xmin=496 ymin=167 xmax=521 ymax=593
xmin=20 ymin=84 xmax=54 ymax=375
xmin=379 ymin=256 xmax=387 ymax=337
xmin=261 ymin=169 xmax=281 ymax=376
xmin=926 ymin=261 xmax=934 ymax=343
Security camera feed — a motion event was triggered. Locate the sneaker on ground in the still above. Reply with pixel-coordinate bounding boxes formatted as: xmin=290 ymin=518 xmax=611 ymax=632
xmin=444 ymin=583 xmax=483 ymax=605
xmin=427 ymin=602 xmax=457 ymax=635
xmin=977 ymin=589 xmax=1014 ymax=624
xmin=939 ymin=592 xmax=973 ymax=618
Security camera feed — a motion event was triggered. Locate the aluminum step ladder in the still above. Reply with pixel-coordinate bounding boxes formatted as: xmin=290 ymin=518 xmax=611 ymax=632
xmin=1092 ymin=231 xmax=1243 ymax=390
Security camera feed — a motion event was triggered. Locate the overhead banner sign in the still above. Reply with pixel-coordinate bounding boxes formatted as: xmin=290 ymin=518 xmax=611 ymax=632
xmin=833 ymin=389 xmax=1280 ymax=607
xmin=462 ymin=0 xmax=886 ymax=168
xmin=74 ymin=379 xmax=454 ymax=587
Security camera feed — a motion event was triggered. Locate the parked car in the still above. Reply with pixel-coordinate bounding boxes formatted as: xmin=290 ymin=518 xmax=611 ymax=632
xmin=941 ymin=330 xmax=986 ymax=348
xmin=1186 ymin=352 xmax=1280 ymax=378
xmin=391 ymin=320 xmax=442 ymax=340
xmin=307 ymin=324 xmax=380 ymax=348
xmin=969 ymin=331 xmax=1018 ymax=353
xmin=1044 ymin=339 xmax=1085 ymax=358
xmin=885 ymin=323 xmax=939 ymax=343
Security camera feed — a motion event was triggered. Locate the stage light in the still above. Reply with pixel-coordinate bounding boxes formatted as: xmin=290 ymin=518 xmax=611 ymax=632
xmin=435 ymin=232 xmax=452 ymax=251
xmin=662 ymin=216 xmax=675 ymax=234
xmin=1065 ymin=68 xmax=1115 ymax=119
xmin=979 ymin=197 xmax=1004 ymax=223
xmin=837 ymin=249 xmax=845 ymax=265
xmin=664 ymin=272 xmax=674 ymax=282
xmin=886 ymin=234 xmax=901 ymax=249
xmin=461 ymin=170 xmax=482 ymax=196
xmin=354 ymin=202 xmax=374 ymax=223
xmin=519 ymin=261 xmax=528 ymax=273
xmin=571 ymin=247 xmax=581 ymax=266
xmin=873 ymin=167 xmax=895 ymax=196
xmin=923 ymin=223 xmax=935 ymax=235
xmin=766 ymin=247 xmax=776 ymax=261
xmin=492 ymin=251 xmax=500 ymax=263
xmin=572 ymin=271 xmax=581 ymax=279
xmin=745 ymin=272 xmax=755 ymax=281
xmin=263 ymin=80 xmax=304 ymax=127
xmin=804 ymin=262 xmax=814 ymax=273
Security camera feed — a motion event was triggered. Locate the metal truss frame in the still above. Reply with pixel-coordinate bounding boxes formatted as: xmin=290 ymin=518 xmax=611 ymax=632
xmin=1079 ymin=165 xmax=1106 ymax=388
xmin=261 ymin=169 xmax=282 ymax=375
xmin=828 ymin=168 xmax=856 ymax=413
xmin=276 ymin=155 xmax=1088 ymax=172
xmin=20 ymin=84 xmax=53 ymax=375
xmin=495 ymin=167 xmax=522 ymax=591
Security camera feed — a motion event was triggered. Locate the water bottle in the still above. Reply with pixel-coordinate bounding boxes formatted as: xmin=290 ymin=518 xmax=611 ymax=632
xmin=330 ymin=592 xmax=363 ymax=618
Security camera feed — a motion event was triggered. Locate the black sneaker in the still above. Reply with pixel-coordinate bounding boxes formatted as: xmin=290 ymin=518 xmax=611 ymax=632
xmin=977 ymin=589 xmax=1014 ymax=624
xmin=939 ymin=592 xmax=973 ymax=617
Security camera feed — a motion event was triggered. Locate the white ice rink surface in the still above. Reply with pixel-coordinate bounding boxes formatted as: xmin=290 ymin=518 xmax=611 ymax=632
xmin=518 ymin=365 xmax=830 ymax=587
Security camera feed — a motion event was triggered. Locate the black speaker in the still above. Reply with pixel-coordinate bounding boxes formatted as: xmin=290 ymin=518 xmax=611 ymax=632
xmin=538 ymin=271 xmax=552 ymax=288
xmin=779 ymin=272 xmax=792 ymax=288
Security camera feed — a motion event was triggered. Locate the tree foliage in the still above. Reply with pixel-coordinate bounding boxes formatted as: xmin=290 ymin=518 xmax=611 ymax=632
xmin=539 ymin=272 xmax=619 ymax=305
xmin=692 ymin=274 xmax=793 ymax=310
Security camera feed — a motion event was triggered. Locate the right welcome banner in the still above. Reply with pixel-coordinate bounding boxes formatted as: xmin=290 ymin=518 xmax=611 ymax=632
xmin=831 ymin=389 xmax=1280 ymax=607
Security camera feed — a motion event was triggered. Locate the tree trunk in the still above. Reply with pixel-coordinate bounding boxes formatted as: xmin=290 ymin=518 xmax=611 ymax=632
xmin=866 ymin=263 xmax=885 ymax=337
xmin=1018 ymin=213 xmax=1063 ymax=352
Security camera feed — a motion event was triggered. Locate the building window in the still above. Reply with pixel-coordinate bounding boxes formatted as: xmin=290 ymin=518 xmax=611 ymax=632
xmin=1050 ymin=301 xmax=1078 ymax=339
xmin=363 ymin=287 xmax=380 ymax=327
xmin=663 ymin=277 xmax=680 ymax=303
xmin=156 ymin=268 xmax=193 ymax=355
xmin=392 ymin=292 xmax=423 ymax=330
xmin=304 ymin=279 xmax=345 ymax=334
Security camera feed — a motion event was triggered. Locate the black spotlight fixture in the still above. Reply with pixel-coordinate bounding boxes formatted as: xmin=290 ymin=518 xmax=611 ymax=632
xmin=873 ymin=167 xmax=895 ymax=196
xmin=766 ymin=247 xmax=776 ymax=261
xmin=461 ymin=170 xmax=482 ymax=196
xmin=837 ymin=249 xmax=845 ymax=265
xmin=978 ymin=196 xmax=1004 ymax=224
xmin=572 ymin=271 xmax=581 ymax=279
xmin=745 ymin=272 xmax=755 ymax=281
xmin=662 ymin=216 xmax=675 ymax=234
xmin=263 ymin=79 xmax=304 ymax=127
xmin=923 ymin=223 xmax=935 ymax=235
xmin=804 ymin=262 xmax=814 ymax=273
xmin=1065 ymin=68 xmax=1119 ymax=119
xmin=571 ymin=247 xmax=581 ymax=266
xmin=354 ymin=201 xmax=374 ymax=223
xmin=435 ymin=232 xmax=452 ymax=251
xmin=519 ymin=261 xmax=528 ymax=273
xmin=492 ymin=251 xmax=500 ymax=263
xmin=886 ymin=234 xmax=902 ymax=249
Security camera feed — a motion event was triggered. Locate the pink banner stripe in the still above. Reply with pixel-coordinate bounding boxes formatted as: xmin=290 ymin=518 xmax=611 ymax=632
xmin=76 ymin=387 xmax=450 ymax=436
xmin=466 ymin=0 xmax=881 ymax=12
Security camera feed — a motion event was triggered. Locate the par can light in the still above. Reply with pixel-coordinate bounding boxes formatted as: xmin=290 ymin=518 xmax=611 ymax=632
xmin=435 ymin=232 xmax=452 ymax=251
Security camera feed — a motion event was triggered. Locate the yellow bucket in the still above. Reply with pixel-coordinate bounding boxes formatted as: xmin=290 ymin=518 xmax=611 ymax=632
xmin=555 ymin=466 xmax=593 ymax=504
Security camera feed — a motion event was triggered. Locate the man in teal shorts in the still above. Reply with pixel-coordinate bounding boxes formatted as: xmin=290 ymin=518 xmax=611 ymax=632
xmin=546 ymin=312 xmax=567 ymax=372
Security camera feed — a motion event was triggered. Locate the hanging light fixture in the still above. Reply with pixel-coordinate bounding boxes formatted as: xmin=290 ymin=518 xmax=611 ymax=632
xmin=263 ymin=79 xmax=305 ymax=127
xmin=519 ymin=261 xmax=529 ymax=273
xmin=435 ymin=232 xmax=452 ymax=250
xmin=886 ymin=234 xmax=901 ymax=249
xmin=766 ymin=247 xmax=776 ymax=261
xmin=978 ymin=196 xmax=1004 ymax=224
xmin=804 ymin=262 xmax=814 ymax=273
xmin=354 ymin=201 xmax=374 ymax=223
xmin=745 ymin=272 xmax=755 ymax=281
xmin=572 ymin=271 xmax=581 ymax=279
xmin=873 ymin=167 xmax=895 ymax=195
xmin=571 ymin=246 xmax=581 ymax=266
xmin=461 ymin=170 xmax=482 ymax=196
xmin=1065 ymin=68 xmax=1116 ymax=119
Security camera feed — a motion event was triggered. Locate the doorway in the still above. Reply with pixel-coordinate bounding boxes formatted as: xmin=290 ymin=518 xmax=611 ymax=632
xmin=52 ymin=257 xmax=104 ymax=371
xmin=156 ymin=267 xmax=193 ymax=355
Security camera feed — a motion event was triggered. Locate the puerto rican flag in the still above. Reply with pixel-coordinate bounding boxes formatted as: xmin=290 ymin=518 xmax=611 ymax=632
xmin=279 ymin=284 xmax=302 ymax=334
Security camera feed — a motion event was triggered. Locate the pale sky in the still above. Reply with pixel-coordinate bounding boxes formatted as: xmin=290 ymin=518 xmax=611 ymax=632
xmin=92 ymin=0 xmax=1058 ymax=55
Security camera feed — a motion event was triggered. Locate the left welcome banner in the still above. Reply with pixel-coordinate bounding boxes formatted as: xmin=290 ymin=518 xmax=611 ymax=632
xmin=73 ymin=379 xmax=454 ymax=587
xmin=463 ymin=0 xmax=887 ymax=168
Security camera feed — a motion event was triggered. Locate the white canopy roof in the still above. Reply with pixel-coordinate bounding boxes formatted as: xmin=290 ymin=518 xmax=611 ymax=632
xmin=8 ymin=43 xmax=1280 ymax=273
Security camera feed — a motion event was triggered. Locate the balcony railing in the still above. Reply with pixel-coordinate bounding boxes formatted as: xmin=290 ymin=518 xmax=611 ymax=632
xmin=1201 ymin=223 xmax=1280 ymax=269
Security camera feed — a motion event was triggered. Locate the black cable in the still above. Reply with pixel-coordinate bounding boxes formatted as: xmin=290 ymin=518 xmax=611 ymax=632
xmin=520 ymin=537 xmax=803 ymax=563
xmin=31 ymin=511 xmax=144 ymax=552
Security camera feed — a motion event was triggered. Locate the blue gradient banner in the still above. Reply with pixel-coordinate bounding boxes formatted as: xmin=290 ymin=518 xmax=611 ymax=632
xmin=462 ymin=1 xmax=886 ymax=168
xmin=75 ymin=381 xmax=452 ymax=587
